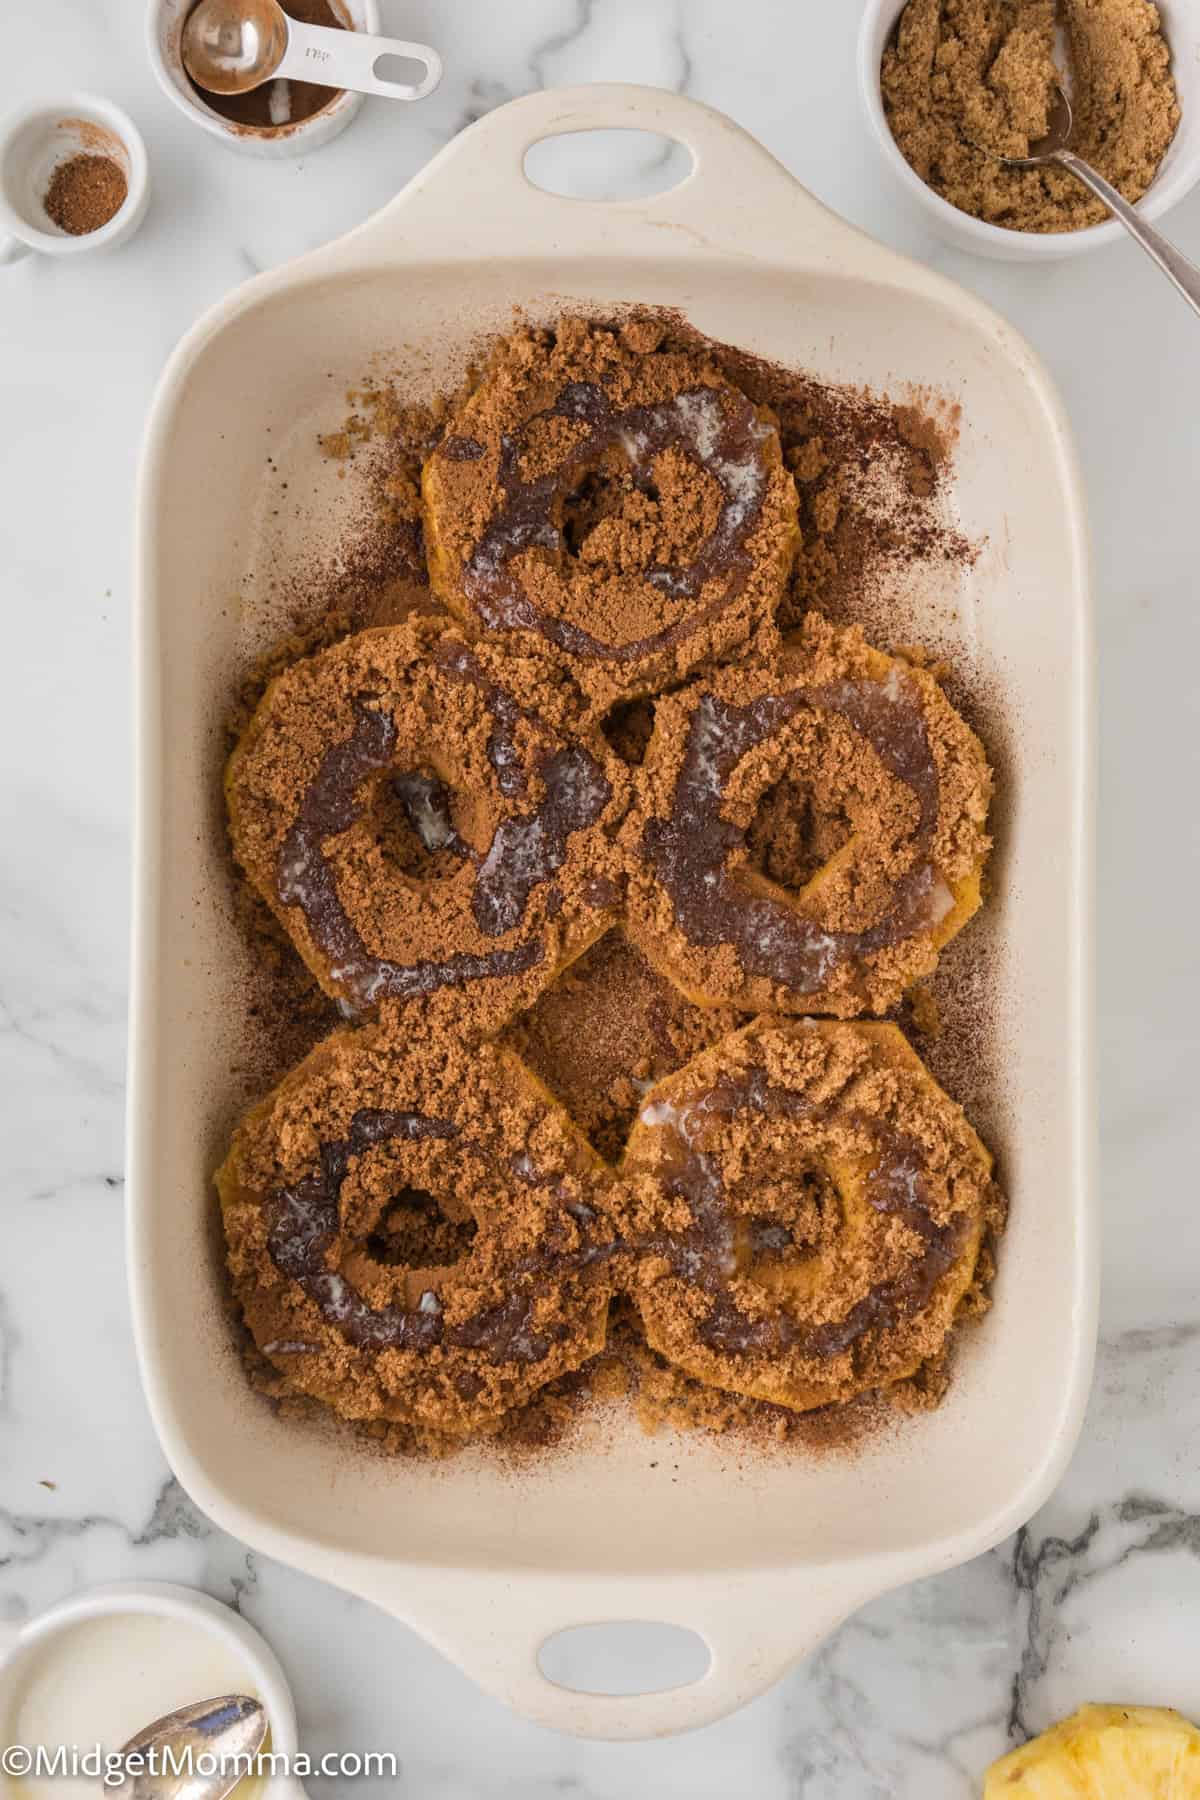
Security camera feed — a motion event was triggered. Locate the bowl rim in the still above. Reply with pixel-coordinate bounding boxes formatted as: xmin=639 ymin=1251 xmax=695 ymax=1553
xmin=856 ymin=0 xmax=1200 ymax=259
xmin=0 ymin=1581 xmax=300 ymax=1761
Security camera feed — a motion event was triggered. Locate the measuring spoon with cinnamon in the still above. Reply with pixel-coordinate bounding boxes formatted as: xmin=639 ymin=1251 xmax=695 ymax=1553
xmin=182 ymin=0 xmax=441 ymax=106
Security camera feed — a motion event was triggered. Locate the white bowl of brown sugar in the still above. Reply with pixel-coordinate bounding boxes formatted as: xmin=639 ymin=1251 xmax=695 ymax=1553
xmin=859 ymin=0 xmax=1200 ymax=260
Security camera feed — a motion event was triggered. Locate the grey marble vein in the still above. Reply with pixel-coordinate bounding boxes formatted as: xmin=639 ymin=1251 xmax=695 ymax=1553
xmin=452 ymin=76 xmax=515 ymax=138
xmin=1104 ymin=1321 xmax=1200 ymax=1356
xmin=0 ymin=988 xmax=123 ymax=1102
xmin=1009 ymin=1490 xmax=1200 ymax=1740
xmin=136 ymin=1477 xmax=211 ymax=1549
xmin=1007 ymin=1517 xmax=1101 ymax=1739
xmin=228 ymin=1550 xmax=260 ymax=1616
xmin=0 ymin=1479 xmax=207 ymax=1575
xmin=528 ymin=0 xmax=594 ymax=90
xmin=668 ymin=0 xmax=694 ymax=96
xmin=0 ymin=1295 xmax=14 ymax=1419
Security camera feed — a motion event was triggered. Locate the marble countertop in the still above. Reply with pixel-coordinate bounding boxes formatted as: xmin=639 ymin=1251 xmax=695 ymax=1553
xmin=4 ymin=1 xmax=1200 ymax=1793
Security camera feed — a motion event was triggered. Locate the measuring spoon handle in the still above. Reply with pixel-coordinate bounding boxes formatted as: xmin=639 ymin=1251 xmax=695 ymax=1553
xmin=1056 ymin=148 xmax=1200 ymax=319
xmin=277 ymin=20 xmax=441 ymax=102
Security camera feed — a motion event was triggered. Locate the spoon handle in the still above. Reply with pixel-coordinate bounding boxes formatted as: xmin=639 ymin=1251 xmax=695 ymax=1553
xmin=1054 ymin=149 xmax=1200 ymax=319
xmin=276 ymin=20 xmax=441 ymax=102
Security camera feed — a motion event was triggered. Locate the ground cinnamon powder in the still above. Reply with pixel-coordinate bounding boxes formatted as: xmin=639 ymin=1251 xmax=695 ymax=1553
xmin=504 ymin=931 xmax=741 ymax=1164
xmin=882 ymin=0 xmax=1180 ymax=232
xmin=697 ymin=329 xmax=972 ymax=631
xmin=43 ymin=154 xmax=126 ymax=235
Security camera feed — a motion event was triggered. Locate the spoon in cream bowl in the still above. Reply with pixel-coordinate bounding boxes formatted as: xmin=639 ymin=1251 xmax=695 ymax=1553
xmin=998 ymin=84 xmax=1200 ymax=315
xmin=182 ymin=0 xmax=441 ymax=105
xmin=108 ymin=1694 xmax=269 ymax=1800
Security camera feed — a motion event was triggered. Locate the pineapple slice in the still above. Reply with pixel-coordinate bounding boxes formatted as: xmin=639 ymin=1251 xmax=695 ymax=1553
xmin=985 ymin=1705 xmax=1200 ymax=1797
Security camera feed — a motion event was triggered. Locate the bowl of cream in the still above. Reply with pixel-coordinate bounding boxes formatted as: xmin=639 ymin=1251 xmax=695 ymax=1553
xmin=0 ymin=1583 xmax=300 ymax=1799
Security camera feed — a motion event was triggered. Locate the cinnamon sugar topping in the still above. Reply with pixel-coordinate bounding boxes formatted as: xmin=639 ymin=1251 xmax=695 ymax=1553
xmin=219 ymin=1026 xmax=634 ymax=1437
xmin=622 ymin=1019 xmax=1003 ymax=1411
xmin=226 ymin=616 xmax=625 ymax=1034
xmin=219 ymin=312 xmax=1005 ymax=1456
xmin=423 ymin=319 xmax=799 ymax=698
xmin=625 ymin=614 xmax=991 ymax=1017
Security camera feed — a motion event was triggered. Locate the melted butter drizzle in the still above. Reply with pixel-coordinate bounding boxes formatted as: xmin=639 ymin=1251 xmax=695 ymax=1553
xmin=274 ymin=647 xmax=610 ymax=1006
xmin=264 ymin=1071 xmax=966 ymax=1369
xmin=267 ymin=1108 xmax=570 ymax=1364
xmin=643 ymin=675 xmax=953 ymax=995
xmin=451 ymin=381 xmax=775 ymax=662
xmin=632 ymin=1068 xmax=967 ymax=1362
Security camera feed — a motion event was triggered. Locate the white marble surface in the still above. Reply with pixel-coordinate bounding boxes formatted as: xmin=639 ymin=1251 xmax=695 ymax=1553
xmin=4 ymin=1 xmax=1200 ymax=1792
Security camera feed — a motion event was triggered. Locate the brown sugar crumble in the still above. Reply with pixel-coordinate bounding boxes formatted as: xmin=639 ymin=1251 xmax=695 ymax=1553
xmin=225 ymin=614 xmax=628 ymax=1036
xmin=218 ymin=311 xmax=1005 ymax=1459
xmin=620 ymin=611 xmax=992 ymax=1022
xmin=620 ymin=1018 xmax=1004 ymax=1416
xmin=43 ymin=154 xmax=127 ymax=236
xmin=218 ymin=1022 xmax=645 ymax=1441
xmin=503 ymin=931 xmax=741 ymax=1164
xmin=421 ymin=317 xmax=799 ymax=704
xmin=882 ymin=0 xmax=1180 ymax=232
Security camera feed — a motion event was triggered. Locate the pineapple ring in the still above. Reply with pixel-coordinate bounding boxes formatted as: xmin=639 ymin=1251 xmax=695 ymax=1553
xmin=217 ymin=1022 xmax=622 ymax=1437
xmin=985 ymin=1703 xmax=1200 ymax=1797
xmin=225 ymin=615 xmax=624 ymax=1034
xmin=621 ymin=1017 xmax=1000 ymax=1413
xmin=624 ymin=614 xmax=992 ymax=1019
xmin=421 ymin=318 xmax=799 ymax=700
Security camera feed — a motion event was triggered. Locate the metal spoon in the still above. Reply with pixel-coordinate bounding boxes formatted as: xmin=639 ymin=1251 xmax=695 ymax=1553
xmin=108 ymin=1694 xmax=268 ymax=1800
xmin=183 ymin=0 xmax=441 ymax=105
xmin=1004 ymin=85 xmax=1200 ymax=317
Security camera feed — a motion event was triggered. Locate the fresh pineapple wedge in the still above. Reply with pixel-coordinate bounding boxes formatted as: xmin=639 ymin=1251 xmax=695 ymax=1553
xmin=985 ymin=1705 xmax=1200 ymax=1797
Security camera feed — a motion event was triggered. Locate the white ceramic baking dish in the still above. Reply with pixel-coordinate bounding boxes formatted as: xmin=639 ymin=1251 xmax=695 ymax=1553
xmin=128 ymin=84 xmax=1097 ymax=1740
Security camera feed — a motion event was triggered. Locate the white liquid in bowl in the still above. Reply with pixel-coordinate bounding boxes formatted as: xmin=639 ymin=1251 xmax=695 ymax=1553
xmin=3 ymin=1612 xmax=261 ymax=1800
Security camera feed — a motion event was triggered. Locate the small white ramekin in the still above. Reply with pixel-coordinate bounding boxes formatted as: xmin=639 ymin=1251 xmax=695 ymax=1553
xmin=858 ymin=0 xmax=1200 ymax=261
xmin=147 ymin=0 xmax=381 ymax=159
xmin=0 ymin=1582 xmax=302 ymax=1798
xmin=0 ymin=95 xmax=150 ymax=264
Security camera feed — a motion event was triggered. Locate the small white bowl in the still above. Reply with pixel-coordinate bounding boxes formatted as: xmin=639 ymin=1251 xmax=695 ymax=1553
xmin=0 ymin=1582 xmax=301 ymax=1797
xmin=0 ymin=95 xmax=149 ymax=264
xmin=147 ymin=0 xmax=381 ymax=159
xmin=858 ymin=0 xmax=1200 ymax=260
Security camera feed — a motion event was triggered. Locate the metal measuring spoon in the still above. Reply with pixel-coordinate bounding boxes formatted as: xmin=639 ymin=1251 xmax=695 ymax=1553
xmin=183 ymin=0 xmax=441 ymax=105
xmin=1004 ymin=86 xmax=1200 ymax=316
xmin=108 ymin=1694 xmax=268 ymax=1800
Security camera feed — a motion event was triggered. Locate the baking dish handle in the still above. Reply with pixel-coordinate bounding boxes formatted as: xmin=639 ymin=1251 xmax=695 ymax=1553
xmin=345 ymin=83 xmax=872 ymax=272
xmin=369 ymin=1566 xmax=872 ymax=1740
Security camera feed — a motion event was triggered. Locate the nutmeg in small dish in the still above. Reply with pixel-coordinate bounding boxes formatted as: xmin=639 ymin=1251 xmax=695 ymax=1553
xmin=0 ymin=96 xmax=149 ymax=263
